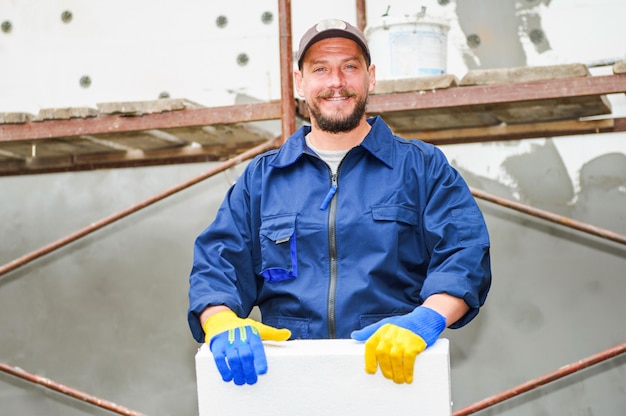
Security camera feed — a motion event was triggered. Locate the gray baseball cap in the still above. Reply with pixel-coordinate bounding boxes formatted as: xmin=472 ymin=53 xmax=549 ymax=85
xmin=296 ymin=19 xmax=371 ymax=69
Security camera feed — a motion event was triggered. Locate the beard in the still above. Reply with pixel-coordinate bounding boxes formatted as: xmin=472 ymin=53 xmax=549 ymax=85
xmin=308 ymin=89 xmax=368 ymax=134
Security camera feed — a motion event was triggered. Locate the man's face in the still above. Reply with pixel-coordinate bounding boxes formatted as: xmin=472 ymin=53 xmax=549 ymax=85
xmin=294 ymin=37 xmax=376 ymax=133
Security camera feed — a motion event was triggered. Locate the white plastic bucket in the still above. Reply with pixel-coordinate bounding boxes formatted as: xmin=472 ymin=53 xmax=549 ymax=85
xmin=365 ymin=14 xmax=450 ymax=80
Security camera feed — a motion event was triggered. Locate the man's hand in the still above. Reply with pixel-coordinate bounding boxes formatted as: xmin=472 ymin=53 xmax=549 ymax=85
xmin=203 ymin=310 xmax=291 ymax=385
xmin=350 ymin=306 xmax=446 ymax=384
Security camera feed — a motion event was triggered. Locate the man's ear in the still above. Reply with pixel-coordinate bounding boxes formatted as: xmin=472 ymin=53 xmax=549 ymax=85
xmin=294 ymin=70 xmax=305 ymax=97
xmin=368 ymin=64 xmax=377 ymax=93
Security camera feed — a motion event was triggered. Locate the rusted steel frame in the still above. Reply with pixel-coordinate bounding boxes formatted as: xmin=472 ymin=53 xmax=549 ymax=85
xmin=356 ymin=0 xmax=367 ymax=31
xmin=367 ymin=73 xmax=626 ymax=113
xmin=0 ymin=101 xmax=282 ymax=142
xmin=471 ymin=187 xmax=626 ymax=246
xmin=278 ymin=0 xmax=295 ymax=144
xmin=0 ymin=361 xmax=147 ymax=416
xmin=453 ymin=341 xmax=626 ymax=416
xmin=411 ymin=117 xmax=625 ymax=145
xmin=0 ymin=141 xmax=269 ymax=177
xmin=0 ymin=137 xmax=281 ymax=278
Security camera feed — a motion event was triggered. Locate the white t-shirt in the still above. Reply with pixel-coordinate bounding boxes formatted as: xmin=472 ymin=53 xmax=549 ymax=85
xmin=305 ymin=134 xmax=351 ymax=174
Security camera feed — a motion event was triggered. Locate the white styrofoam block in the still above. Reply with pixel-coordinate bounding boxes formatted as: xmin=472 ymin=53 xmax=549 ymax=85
xmin=195 ymin=338 xmax=451 ymax=416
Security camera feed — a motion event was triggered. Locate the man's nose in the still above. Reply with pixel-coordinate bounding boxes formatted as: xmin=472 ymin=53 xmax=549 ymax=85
xmin=326 ymin=69 xmax=345 ymax=88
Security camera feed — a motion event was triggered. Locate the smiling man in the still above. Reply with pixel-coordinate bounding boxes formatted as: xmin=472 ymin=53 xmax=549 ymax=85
xmin=294 ymin=20 xmax=374 ymax=142
xmin=188 ymin=19 xmax=491 ymax=386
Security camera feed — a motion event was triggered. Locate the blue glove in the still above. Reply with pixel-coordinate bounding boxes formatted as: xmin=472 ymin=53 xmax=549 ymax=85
xmin=203 ymin=310 xmax=291 ymax=386
xmin=209 ymin=326 xmax=266 ymax=385
xmin=351 ymin=306 xmax=446 ymax=384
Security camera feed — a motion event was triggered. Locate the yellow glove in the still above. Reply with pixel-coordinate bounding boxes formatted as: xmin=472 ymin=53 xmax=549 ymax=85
xmin=203 ymin=310 xmax=291 ymax=343
xmin=363 ymin=324 xmax=427 ymax=384
xmin=351 ymin=306 xmax=446 ymax=384
xmin=203 ymin=310 xmax=291 ymax=385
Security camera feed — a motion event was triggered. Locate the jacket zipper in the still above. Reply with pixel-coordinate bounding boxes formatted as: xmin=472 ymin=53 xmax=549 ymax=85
xmin=322 ymin=172 xmax=339 ymax=338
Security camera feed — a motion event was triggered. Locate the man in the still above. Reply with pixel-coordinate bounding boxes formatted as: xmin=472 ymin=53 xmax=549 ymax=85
xmin=188 ymin=19 xmax=491 ymax=386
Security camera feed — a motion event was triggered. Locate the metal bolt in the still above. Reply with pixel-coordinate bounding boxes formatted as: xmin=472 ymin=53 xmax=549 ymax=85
xmin=61 ymin=10 xmax=73 ymax=24
xmin=1 ymin=20 xmax=12 ymax=34
xmin=261 ymin=11 xmax=273 ymax=25
xmin=79 ymin=76 xmax=92 ymax=88
xmin=467 ymin=34 xmax=481 ymax=48
xmin=216 ymin=15 xmax=228 ymax=28
xmin=236 ymin=53 xmax=249 ymax=66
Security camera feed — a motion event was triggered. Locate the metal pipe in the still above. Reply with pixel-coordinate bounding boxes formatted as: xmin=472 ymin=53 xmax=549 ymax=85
xmin=278 ymin=0 xmax=295 ymax=143
xmin=0 ymin=102 xmax=283 ymax=143
xmin=0 ymin=137 xmax=281 ymax=278
xmin=356 ymin=0 xmax=367 ymax=31
xmin=0 ymin=361 xmax=147 ymax=416
xmin=470 ymin=187 xmax=626 ymax=246
xmin=453 ymin=341 xmax=626 ymax=416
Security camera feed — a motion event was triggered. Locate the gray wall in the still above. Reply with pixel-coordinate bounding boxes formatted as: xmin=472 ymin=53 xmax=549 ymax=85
xmin=1 ymin=144 xmax=625 ymax=415
xmin=0 ymin=164 xmax=228 ymax=415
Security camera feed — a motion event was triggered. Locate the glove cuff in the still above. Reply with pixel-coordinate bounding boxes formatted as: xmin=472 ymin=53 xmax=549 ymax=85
xmin=405 ymin=306 xmax=447 ymax=347
xmin=202 ymin=310 xmax=240 ymax=342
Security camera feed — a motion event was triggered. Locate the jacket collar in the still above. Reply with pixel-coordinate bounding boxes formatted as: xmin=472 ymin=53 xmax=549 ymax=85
xmin=269 ymin=116 xmax=394 ymax=169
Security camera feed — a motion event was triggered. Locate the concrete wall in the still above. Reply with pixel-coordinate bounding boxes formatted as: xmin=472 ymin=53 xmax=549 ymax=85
xmin=1 ymin=1 xmax=625 ymax=415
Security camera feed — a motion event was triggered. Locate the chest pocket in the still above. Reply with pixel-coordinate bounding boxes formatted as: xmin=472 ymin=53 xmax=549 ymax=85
xmin=371 ymin=204 xmax=419 ymax=226
xmin=259 ymin=214 xmax=298 ymax=282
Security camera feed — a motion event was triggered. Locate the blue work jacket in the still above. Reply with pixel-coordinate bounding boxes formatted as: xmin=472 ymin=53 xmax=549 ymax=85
xmin=188 ymin=116 xmax=491 ymax=342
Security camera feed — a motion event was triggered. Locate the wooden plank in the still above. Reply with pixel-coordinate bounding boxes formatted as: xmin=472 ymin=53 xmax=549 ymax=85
xmin=490 ymin=96 xmax=612 ymax=124
xmin=34 ymin=107 xmax=98 ymax=121
xmin=373 ymin=74 xmax=459 ymax=95
xmin=459 ymin=63 xmax=591 ymax=86
xmin=0 ymin=138 xmax=274 ymax=176
xmin=96 ymin=98 xmax=192 ymax=115
xmin=401 ymin=118 xmax=619 ymax=145
xmin=0 ymin=112 xmax=33 ymax=124
xmin=375 ymin=106 xmax=500 ymax=132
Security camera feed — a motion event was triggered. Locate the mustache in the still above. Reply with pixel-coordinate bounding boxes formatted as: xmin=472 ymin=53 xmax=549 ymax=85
xmin=316 ymin=89 xmax=357 ymax=99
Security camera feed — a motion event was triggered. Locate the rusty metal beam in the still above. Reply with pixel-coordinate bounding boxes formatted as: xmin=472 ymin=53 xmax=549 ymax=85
xmin=278 ymin=0 xmax=296 ymax=143
xmin=0 ymin=101 xmax=282 ymax=142
xmin=0 ymin=361 xmax=147 ymax=416
xmin=471 ymin=187 xmax=626 ymax=246
xmin=411 ymin=117 xmax=626 ymax=145
xmin=3 ymin=116 xmax=623 ymax=176
xmin=0 ymin=140 xmax=268 ymax=177
xmin=356 ymin=0 xmax=367 ymax=31
xmin=367 ymin=73 xmax=626 ymax=113
xmin=0 ymin=137 xmax=281 ymax=278
xmin=453 ymin=341 xmax=626 ymax=416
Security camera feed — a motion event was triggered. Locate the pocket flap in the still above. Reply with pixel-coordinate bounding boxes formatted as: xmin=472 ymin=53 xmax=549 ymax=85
xmin=260 ymin=214 xmax=297 ymax=243
xmin=371 ymin=204 xmax=418 ymax=226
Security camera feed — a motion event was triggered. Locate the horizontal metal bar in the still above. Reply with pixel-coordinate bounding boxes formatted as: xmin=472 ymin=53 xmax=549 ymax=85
xmin=367 ymin=73 xmax=626 ymax=113
xmin=0 ymin=140 xmax=268 ymax=177
xmin=0 ymin=101 xmax=283 ymax=142
xmin=409 ymin=117 xmax=626 ymax=145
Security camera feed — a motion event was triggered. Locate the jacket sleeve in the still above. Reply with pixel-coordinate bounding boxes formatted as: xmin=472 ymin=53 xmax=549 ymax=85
xmin=419 ymin=146 xmax=492 ymax=328
xmin=187 ymin=169 xmax=260 ymax=343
